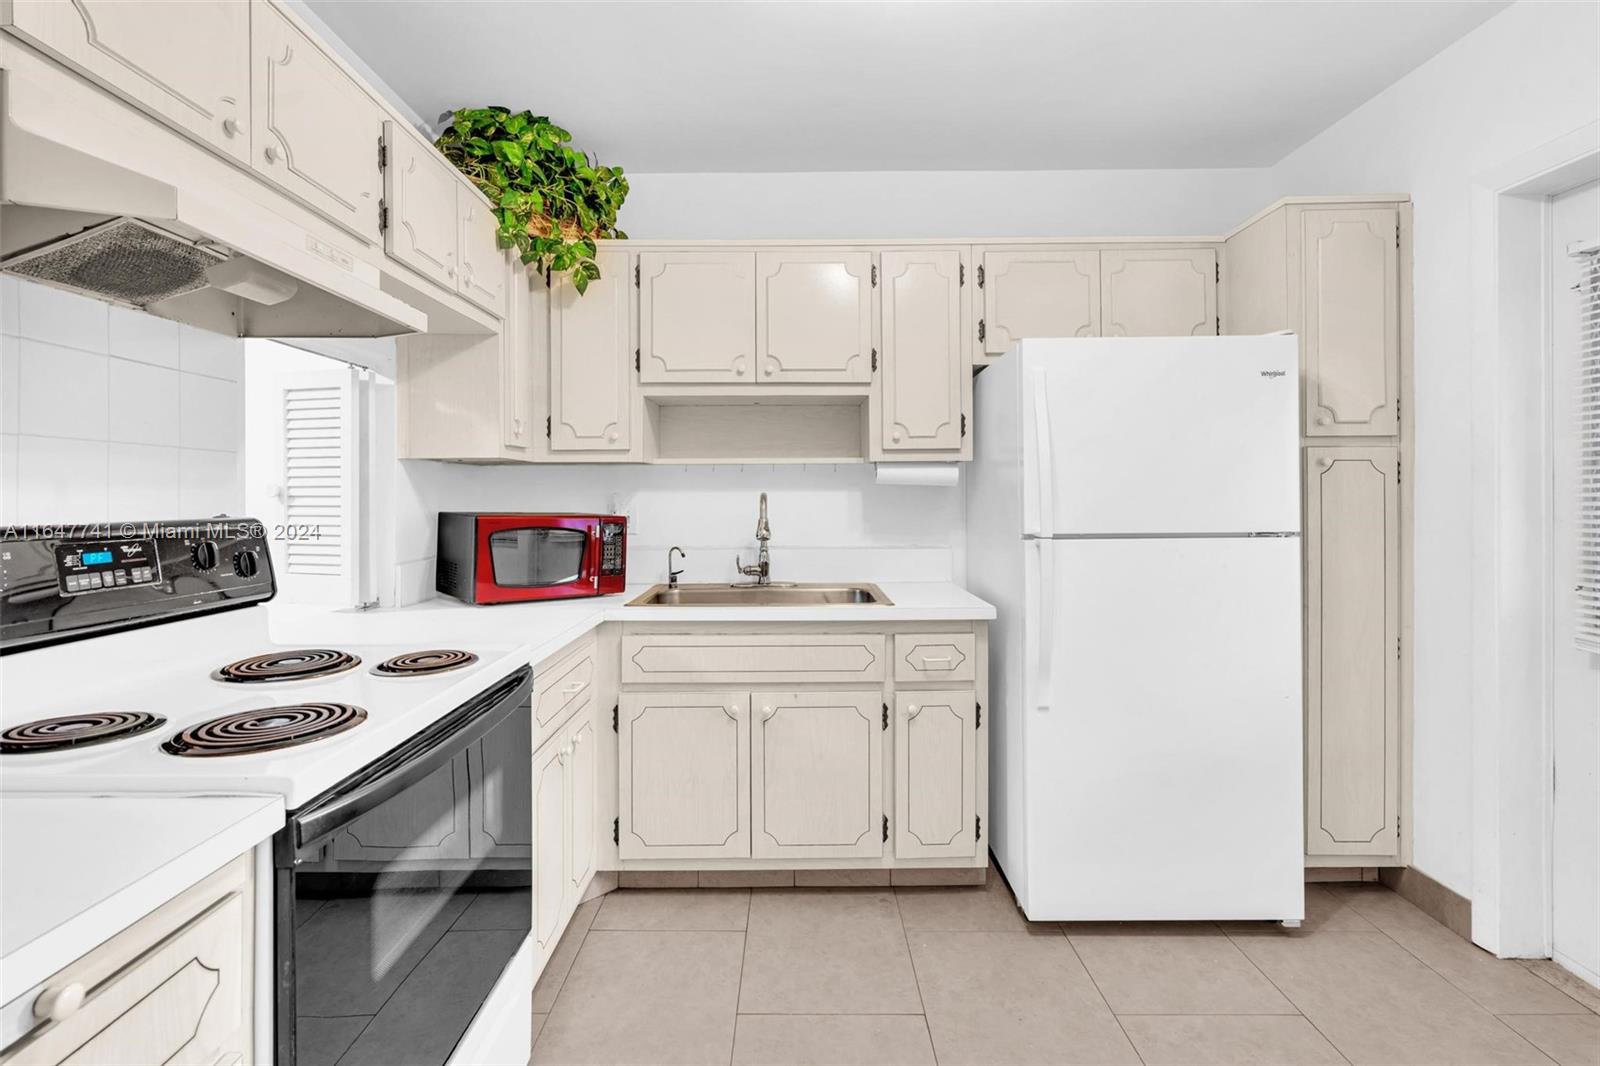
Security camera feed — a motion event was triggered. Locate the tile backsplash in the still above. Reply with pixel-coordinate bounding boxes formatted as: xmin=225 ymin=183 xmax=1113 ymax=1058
xmin=0 ymin=278 xmax=245 ymax=524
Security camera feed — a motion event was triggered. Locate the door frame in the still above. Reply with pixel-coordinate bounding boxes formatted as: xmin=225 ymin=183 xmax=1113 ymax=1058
xmin=1468 ymin=121 xmax=1599 ymax=958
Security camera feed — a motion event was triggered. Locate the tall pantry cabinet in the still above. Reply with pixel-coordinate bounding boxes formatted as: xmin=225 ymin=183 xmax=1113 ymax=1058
xmin=1223 ymin=197 xmax=1412 ymax=867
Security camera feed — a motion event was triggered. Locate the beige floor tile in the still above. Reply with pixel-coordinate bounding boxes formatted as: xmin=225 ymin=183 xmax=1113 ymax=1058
xmin=532 ymin=896 xmax=601 ymax=1013
xmin=534 ymin=930 xmax=743 ymax=1065
xmin=739 ymin=889 xmax=922 ymax=1014
xmin=701 ymin=870 xmax=794 ymax=888
xmin=795 ymin=869 xmax=892 ymax=887
xmin=1069 ymin=928 xmax=1297 ymax=1014
xmin=592 ymin=888 xmax=750 ymax=931
xmin=1220 ymin=885 xmax=1378 ymax=935
xmin=1119 ymin=1015 xmax=1348 ymax=1065
xmin=908 ymin=930 xmax=1140 ymax=1065
xmin=1329 ymin=887 xmax=1589 ymax=1014
xmin=617 ymin=870 xmax=699 ymax=888
xmin=1501 ymin=1014 xmax=1600 ymax=1066
xmin=731 ymin=1014 xmax=936 ymax=1065
xmin=896 ymin=867 xmax=1029 ymax=931
xmin=1521 ymin=960 xmax=1600 ymax=1014
xmin=1234 ymin=931 xmax=1556 ymax=1064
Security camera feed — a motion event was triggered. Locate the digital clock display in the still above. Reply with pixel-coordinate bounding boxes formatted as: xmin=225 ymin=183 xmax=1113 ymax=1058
xmin=81 ymin=550 xmax=114 ymax=566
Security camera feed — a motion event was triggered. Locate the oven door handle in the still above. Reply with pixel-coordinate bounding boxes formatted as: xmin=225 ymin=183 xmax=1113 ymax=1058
xmin=285 ymin=665 xmax=533 ymax=858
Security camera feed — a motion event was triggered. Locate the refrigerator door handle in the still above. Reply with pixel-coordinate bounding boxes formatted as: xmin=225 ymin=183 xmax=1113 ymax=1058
xmin=1029 ymin=369 xmax=1055 ymax=538
xmin=1034 ymin=538 xmax=1054 ymax=712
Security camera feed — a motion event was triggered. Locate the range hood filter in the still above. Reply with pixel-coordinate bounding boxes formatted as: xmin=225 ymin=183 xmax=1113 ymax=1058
xmin=2 ymin=217 xmax=226 ymax=308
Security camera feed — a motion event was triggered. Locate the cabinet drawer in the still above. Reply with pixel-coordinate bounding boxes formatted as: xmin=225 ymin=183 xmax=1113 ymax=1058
xmin=893 ymin=633 xmax=976 ymax=683
xmin=620 ymin=633 xmax=885 ymax=685
xmin=4 ymin=857 xmax=252 ymax=1066
xmin=534 ymin=639 xmax=597 ymax=738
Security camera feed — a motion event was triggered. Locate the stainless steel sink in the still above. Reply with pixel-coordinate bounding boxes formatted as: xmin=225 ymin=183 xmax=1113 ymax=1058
xmin=627 ymin=582 xmax=893 ymax=607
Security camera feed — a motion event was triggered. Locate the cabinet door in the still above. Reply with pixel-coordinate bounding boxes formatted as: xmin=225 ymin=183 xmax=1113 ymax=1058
xmin=6 ymin=0 xmax=250 ymax=163
xmin=618 ymin=691 xmax=750 ymax=860
xmin=532 ymin=730 xmax=570 ymax=957
xmin=750 ymin=690 xmax=882 ymax=859
xmin=457 ymin=185 xmax=507 ymax=315
xmin=638 ymin=251 xmax=756 ymax=383
xmin=551 ymin=250 xmax=635 ymax=453
xmin=1305 ymin=447 xmax=1399 ymax=858
xmin=501 ymin=258 xmax=535 ymax=451
xmin=1101 ymin=249 xmax=1217 ymax=337
xmin=879 ymin=248 xmax=966 ymax=453
xmin=981 ymin=249 xmax=1100 ymax=354
xmin=893 ymin=690 xmax=977 ymax=859
xmin=251 ymin=1 xmax=382 ymax=240
xmin=383 ymin=121 xmax=459 ymax=290
xmin=567 ymin=714 xmax=597 ymax=892
xmin=1300 ymin=208 xmax=1400 ymax=437
xmin=332 ymin=754 xmax=470 ymax=861
xmin=468 ymin=705 xmax=533 ymax=859
xmin=755 ymin=251 xmax=874 ymax=383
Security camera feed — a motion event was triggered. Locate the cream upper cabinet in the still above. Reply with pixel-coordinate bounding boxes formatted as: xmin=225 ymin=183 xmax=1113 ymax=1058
xmin=893 ymin=690 xmax=977 ymax=860
xmin=6 ymin=0 xmax=250 ymax=163
xmin=1101 ymin=248 xmax=1217 ymax=337
xmin=500 ymin=260 xmax=535 ymax=451
xmin=382 ymin=121 xmax=459 ymax=290
xmin=457 ymin=186 xmax=507 ymax=316
xmin=1222 ymin=207 xmax=1289 ymax=336
xmin=980 ymin=249 xmax=1100 ymax=355
xmin=1298 ymin=207 xmax=1400 ymax=437
xmin=638 ymin=251 xmax=757 ymax=383
xmin=618 ymin=691 xmax=750 ymax=860
xmin=467 ymin=708 xmax=532 ymax=860
xmin=332 ymin=755 xmax=470 ymax=861
xmin=751 ymin=690 xmax=883 ymax=860
xmin=1305 ymin=446 xmax=1399 ymax=859
xmin=532 ymin=728 xmax=570 ymax=958
xmin=879 ymin=247 xmax=968 ymax=455
xmin=754 ymin=251 xmax=874 ymax=383
xmin=250 ymin=1 xmax=382 ymax=241
xmin=551 ymin=250 xmax=635 ymax=454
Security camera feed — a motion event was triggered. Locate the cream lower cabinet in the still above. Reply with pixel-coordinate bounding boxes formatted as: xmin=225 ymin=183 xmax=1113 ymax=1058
xmin=1101 ymin=248 xmax=1217 ymax=337
xmin=2 ymin=856 xmax=253 ymax=1066
xmin=893 ymin=690 xmax=978 ymax=860
xmin=752 ymin=690 xmax=883 ymax=859
xmin=1305 ymin=447 xmax=1400 ymax=859
xmin=532 ymin=704 xmax=597 ymax=958
xmin=617 ymin=691 xmax=751 ymax=860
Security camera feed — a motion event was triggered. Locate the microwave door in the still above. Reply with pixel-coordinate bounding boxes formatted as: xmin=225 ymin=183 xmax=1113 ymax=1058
xmin=488 ymin=528 xmax=587 ymax=587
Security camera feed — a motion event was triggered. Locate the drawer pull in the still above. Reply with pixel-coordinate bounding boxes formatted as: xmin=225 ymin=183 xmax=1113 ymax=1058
xmin=34 ymin=981 xmax=86 ymax=1022
xmin=561 ymin=680 xmax=588 ymax=697
xmin=918 ymin=655 xmax=953 ymax=666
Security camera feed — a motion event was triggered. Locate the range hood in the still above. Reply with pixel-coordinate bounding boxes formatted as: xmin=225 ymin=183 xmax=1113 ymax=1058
xmin=0 ymin=67 xmax=428 ymax=338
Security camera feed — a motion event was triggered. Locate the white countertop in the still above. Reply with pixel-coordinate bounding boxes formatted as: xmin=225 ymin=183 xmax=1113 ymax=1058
xmin=0 ymin=793 xmax=283 ymax=1004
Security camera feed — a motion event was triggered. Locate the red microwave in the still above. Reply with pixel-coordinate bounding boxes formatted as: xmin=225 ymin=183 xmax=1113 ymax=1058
xmin=435 ymin=513 xmax=627 ymax=604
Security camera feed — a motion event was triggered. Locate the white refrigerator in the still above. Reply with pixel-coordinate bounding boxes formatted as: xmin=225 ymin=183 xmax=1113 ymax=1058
xmin=968 ymin=336 xmax=1304 ymax=923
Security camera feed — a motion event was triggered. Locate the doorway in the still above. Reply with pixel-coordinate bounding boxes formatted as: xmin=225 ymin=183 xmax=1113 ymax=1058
xmin=1549 ymin=179 xmax=1600 ymax=987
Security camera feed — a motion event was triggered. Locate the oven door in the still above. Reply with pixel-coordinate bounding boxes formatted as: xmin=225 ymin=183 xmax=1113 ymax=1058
xmin=475 ymin=518 xmax=598 ymax=602
xmin=274 ymin=666 xmax=534 ymax=1066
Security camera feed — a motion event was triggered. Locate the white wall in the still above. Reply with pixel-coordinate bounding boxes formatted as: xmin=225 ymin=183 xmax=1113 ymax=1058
xmin=1268 ymin=0 xmax=1600 ymax=897
xmin=0 ymin=278 xmax=246 ymax=524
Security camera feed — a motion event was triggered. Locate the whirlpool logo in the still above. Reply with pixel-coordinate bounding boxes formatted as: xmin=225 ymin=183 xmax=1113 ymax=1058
xmin=1260 ymin=369 xmax=1287 ymax=379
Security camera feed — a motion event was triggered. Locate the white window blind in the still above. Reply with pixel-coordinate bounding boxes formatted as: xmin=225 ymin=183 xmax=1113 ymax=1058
xmin=1577 ymin=246 xmax=1600 ymax=652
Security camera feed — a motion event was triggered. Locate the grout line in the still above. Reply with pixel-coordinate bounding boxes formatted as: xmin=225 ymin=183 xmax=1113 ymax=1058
xmin=730 ymin=889 xmax=753 ymax=1066
xmin=1221 ymin=927 xmax=1353 ymax=1065
xmin=539 ymin=899 xmax=600 ymax=1024
xmin=891 ymin=880 xmax=938 ymax=1065
xmin=1060 ymin=930 xmax=1147 ymax=1066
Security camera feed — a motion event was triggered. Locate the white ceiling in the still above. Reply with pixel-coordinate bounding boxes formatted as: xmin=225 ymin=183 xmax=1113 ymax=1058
xmin=306 ymin=0 xmax=1508 ymax=173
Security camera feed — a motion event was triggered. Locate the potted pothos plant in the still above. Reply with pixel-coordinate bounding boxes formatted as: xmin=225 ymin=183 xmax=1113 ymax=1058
xmin=435 ymin=107 xmax=627 ymax=293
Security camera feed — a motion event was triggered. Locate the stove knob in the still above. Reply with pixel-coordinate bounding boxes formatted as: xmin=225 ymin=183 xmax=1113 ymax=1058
xmin=191 ymin=540 xmax=219 ymax=570
xmin=233 ymin=549 xmax=260 ymax=579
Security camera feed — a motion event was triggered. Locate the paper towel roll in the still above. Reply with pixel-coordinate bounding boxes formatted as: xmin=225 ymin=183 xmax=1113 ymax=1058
xmin=874 ymin=463 xmax=960 ymax=487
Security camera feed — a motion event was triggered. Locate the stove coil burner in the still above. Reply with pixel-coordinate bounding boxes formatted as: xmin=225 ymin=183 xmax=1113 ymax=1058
xmin=373 ymin=649 xmax=479 ymax=677
xmin=213 ymin=649 xmax=360 ymax=683
xmin=0 ymin=711 xmax=168 ymax=754
xmin=162 ymin=703 xmax=367 ymax=757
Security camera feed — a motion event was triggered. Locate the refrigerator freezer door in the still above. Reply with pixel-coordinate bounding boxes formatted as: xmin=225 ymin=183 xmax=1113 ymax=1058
xmin=1020 ymin=535 xmax=1304 ymax=921
xmin=1020 ymin=336 xmax=1300 ymax=536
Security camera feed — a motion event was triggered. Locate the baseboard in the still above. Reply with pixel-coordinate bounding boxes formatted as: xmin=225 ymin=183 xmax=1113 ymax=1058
xmin=1304 ymin=866 xmax=1380 ymax=883
xmin=1379 ymin=865 xmax=1472 ymax=941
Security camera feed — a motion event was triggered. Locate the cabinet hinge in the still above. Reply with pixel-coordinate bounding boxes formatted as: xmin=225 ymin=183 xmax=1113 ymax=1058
xmin=882 ymin=702 xmax=888 ymax=730
xmin=871 ymin=263 xmax=878 ymax=288
xmin=1215 ymin=314 xmax=1221 ymax=335
xmin=613 ymin=817 xmax=620 ymax=845
xmin=1395 ymin=397 xmax=1401 ymax=424
xmin=871 ymin=348 xmax=878 ymax=373
xmin=612 ymin=704 xmax=619 ymax=732
xmin=975 ymin=815 xmax=982 ymax=841
xmin=1397 ymin=228 xmax=1401 ymax=250
xmin=545 ymin=415 xmax=551 ymax=439
xmin=634 ymin=263 xmax=640 ymax=287
xmin=977 ymin=318 xmax=986 ymax=344
xmin=378 ymin=136 xmax=388 ymax=171
xmin=1216 ymin=261 xmax=1220 ymax=284
xmin=959 ymin=263 xmax=965 ymax=287
xmin=1396 ymin=455 xmax=1402 ymax=486
xmin=975 ymin=701 xmax=981 ymax=729
xmin=378 ymin=198 xmax=388 ymax=233
xmin=977 ymin=263 xmax=985 ymax=288
xmin=961 ymin=413 xmax=967 ymax=438
xmin=883 ymin=814 xmax=889 ymax=843
xmin=635 ymin=348 xmax=641 ymax=373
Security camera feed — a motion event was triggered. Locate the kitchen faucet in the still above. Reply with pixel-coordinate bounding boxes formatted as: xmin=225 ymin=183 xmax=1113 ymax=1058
xmin=735 ymin=492 xmax=772 ymax=586
xmin=667 ymin=546 xmax=687 ymax=589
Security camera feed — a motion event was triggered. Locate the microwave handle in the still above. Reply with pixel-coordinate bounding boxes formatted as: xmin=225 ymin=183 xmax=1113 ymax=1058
xmin=285 ymin=666 xmax=533 ymax=858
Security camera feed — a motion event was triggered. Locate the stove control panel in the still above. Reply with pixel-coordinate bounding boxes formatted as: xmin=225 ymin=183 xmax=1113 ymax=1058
xmin=2 ymin=520 xmax=276 ymax=653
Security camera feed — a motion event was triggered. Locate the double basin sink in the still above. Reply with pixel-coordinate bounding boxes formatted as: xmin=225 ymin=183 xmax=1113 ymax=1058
xmin=627 ymin=582 xmax=892 ymax=607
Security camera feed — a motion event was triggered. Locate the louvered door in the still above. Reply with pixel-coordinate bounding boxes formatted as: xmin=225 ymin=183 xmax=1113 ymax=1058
xmin=1572 ymin=247 xmax=1600 ymax=651
xmin=274 ymin=365 xmax=362 ymax=605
